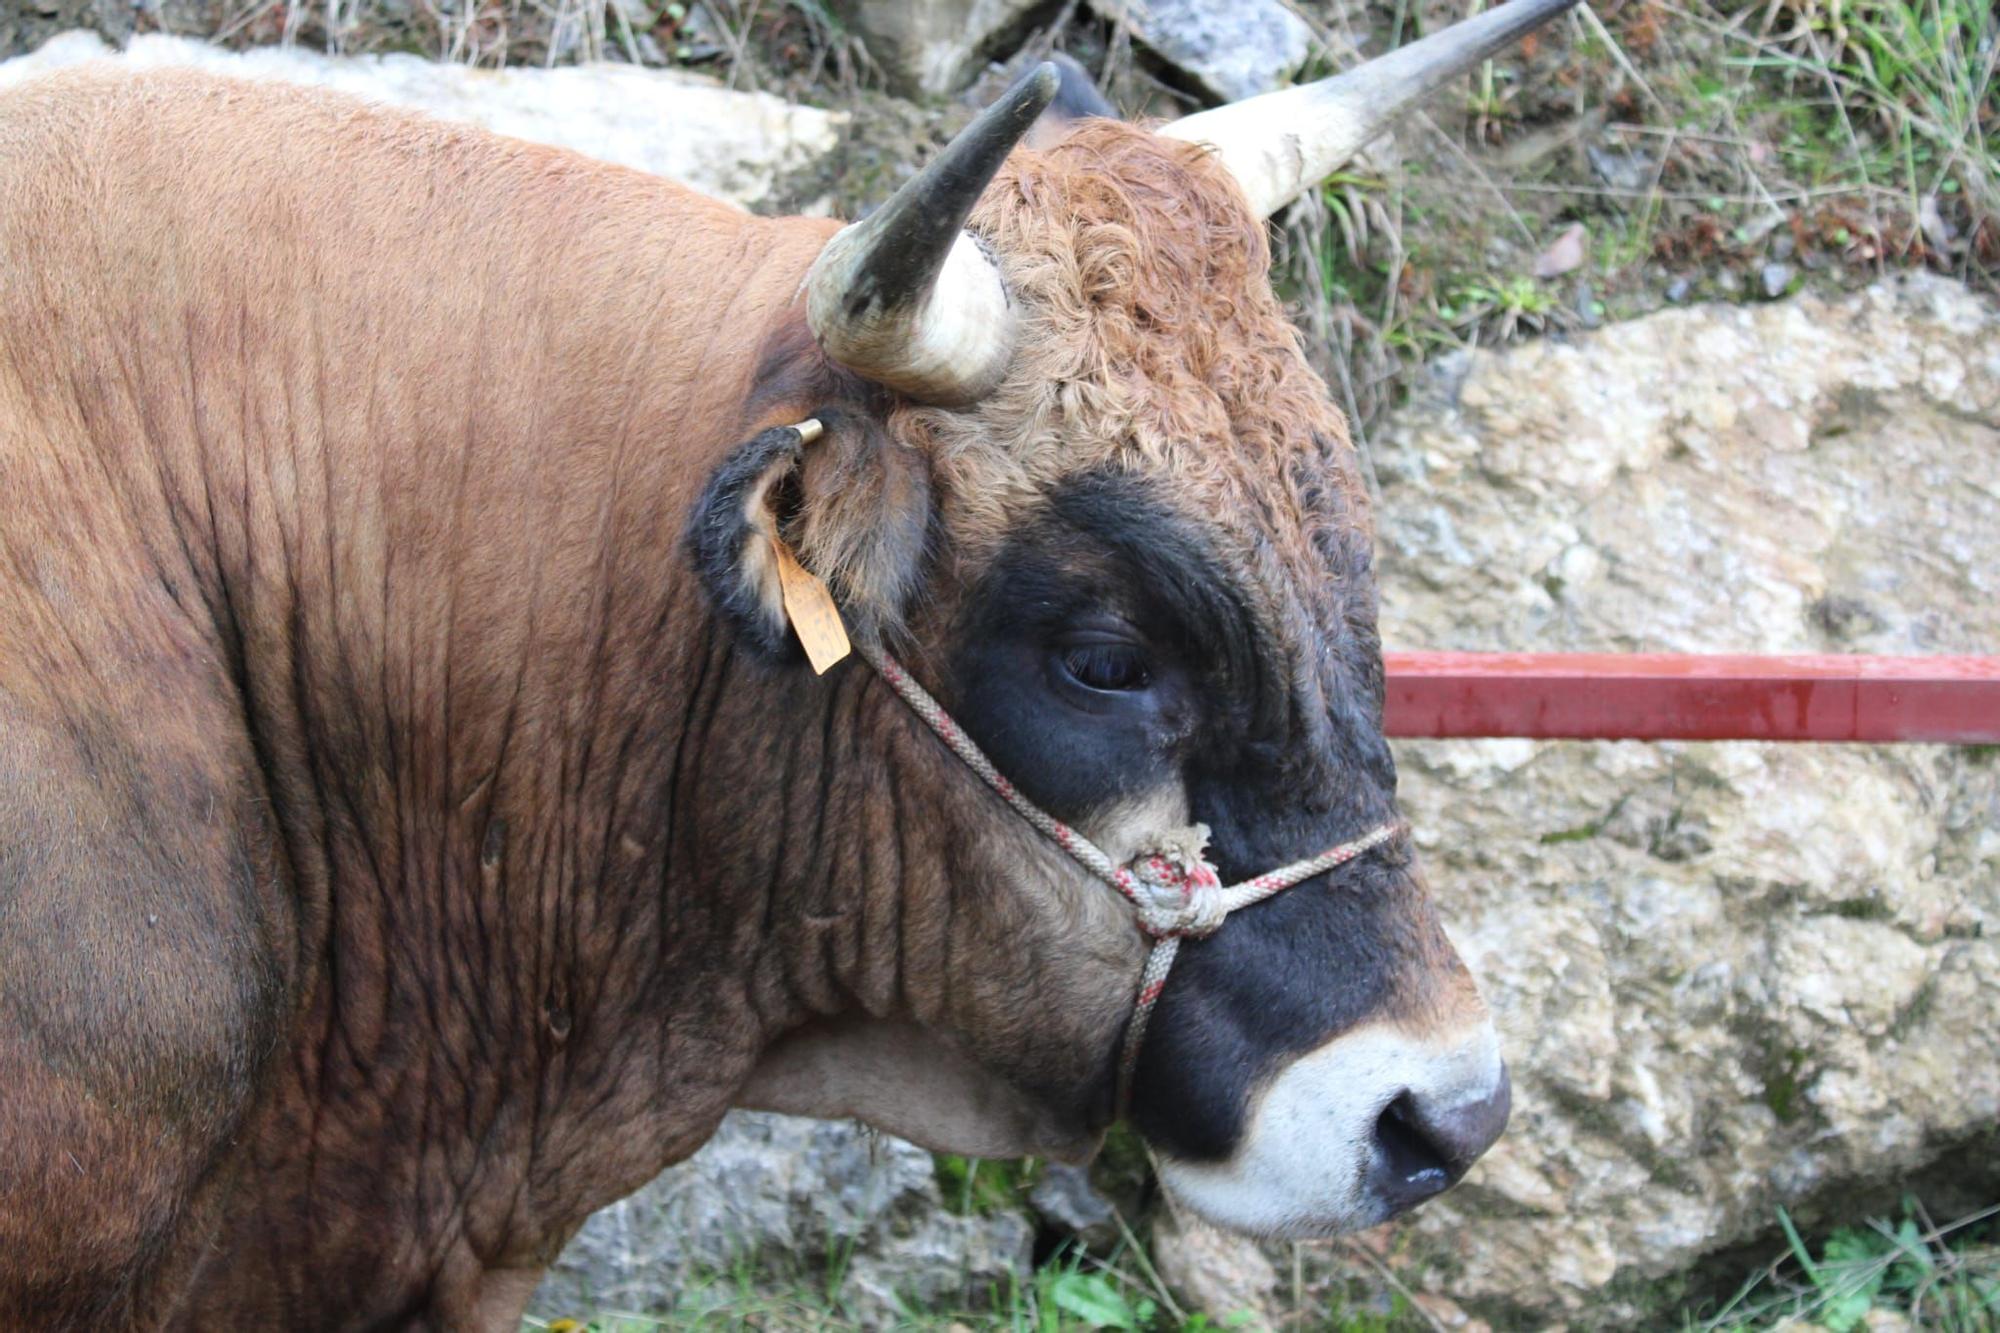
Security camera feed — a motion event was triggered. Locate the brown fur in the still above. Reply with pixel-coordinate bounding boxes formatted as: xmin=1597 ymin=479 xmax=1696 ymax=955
xmin=912 ymin=121 xmax=1360 ymax=549
xmin=809 ymin=122 xmax=1374 ymax=748
xmin=0 ymin=66 xmax=1142 ymax=1326
xmin=0 ymin=64 xmax=1479 ymax=1327
xmin=906 ymin=123 xmax=1387 ymax=864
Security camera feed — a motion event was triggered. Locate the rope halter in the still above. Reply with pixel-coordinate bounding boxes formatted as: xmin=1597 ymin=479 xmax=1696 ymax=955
xmin=854 ymin=640 xmax=1406 ymax=1113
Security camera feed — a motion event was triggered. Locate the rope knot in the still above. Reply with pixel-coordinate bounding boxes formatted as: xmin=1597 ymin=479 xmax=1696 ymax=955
xmin=1126 ymin=846 xmax=1227 ymax=939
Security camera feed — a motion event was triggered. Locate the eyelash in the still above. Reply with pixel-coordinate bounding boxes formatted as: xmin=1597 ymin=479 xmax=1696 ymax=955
xmin=1060 ymin=643 xmax=1152 ymax=693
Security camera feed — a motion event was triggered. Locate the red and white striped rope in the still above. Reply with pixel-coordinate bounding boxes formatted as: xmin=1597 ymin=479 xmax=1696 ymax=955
xmin=855 ymin=639 xmax=1405 ymax=1109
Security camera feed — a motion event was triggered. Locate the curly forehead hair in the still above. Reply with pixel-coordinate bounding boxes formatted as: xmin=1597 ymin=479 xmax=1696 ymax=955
xmin=892 ymin=118 xmax=1373 ymax=586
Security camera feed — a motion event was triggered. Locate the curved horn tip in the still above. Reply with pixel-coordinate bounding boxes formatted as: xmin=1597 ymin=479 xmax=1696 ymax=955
xmin=1163 ymin=0 xmax=1587 ymax=218
xmin=985 ymin=61 xmax=1062 ymax=135
xmin=1022 ymin=61 xmax=1061 ymax=105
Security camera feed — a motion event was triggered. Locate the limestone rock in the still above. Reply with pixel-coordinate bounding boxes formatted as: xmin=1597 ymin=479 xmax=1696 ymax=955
xmin=1152 ymin=1210 xmax=1281 ymax=1328
xmin=1095 ymin=0 xmax=1313 ymax=102
xmin=1363 ymin=272 xmax=2000 ymax=1323
xmin=0 ymin=31 xmax=843 ymax=210
xmin=529 ymin=1111 xmax=1033 ymax=1325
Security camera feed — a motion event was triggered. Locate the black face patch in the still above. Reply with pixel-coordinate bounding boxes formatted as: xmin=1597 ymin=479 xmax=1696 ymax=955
xmin=947 ymin=473 xmax=1267 ymax=821
xmin=948 ymin=471 xmax=1421 ymax=1163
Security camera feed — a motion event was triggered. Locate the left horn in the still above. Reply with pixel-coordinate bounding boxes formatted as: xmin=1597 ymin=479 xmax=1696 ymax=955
xmin=1160 ymin=0 xmax=1581 ymax=219
xmin=805 ymin=63 xmax=1059 ymax=406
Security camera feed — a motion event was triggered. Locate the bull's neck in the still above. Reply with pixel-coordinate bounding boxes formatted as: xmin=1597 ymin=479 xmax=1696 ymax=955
xmin=114 ymin=161 xmax=900 ymax=1263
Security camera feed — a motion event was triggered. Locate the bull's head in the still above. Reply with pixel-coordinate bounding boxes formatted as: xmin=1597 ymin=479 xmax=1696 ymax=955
xmin=694 ymin=0 xmax=1574 ymax=1237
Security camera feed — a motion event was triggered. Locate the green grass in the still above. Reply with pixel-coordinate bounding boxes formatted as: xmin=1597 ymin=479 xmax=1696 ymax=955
xmin=524 ymin=1201 xmax=2000 ymax=1332
xmin=935 ymin=1155 xmax=1043 ymax=1216
xmin=1723 ymin=0 xmax=1997 ymax=213
xmin=522 ymin=1244 xmax=1237 ymax=1333
xmin=1693 ymin=1201 xmax=2000 ymax=1332
xmin=527 ymin=1149 xmax=1432 ymax=1333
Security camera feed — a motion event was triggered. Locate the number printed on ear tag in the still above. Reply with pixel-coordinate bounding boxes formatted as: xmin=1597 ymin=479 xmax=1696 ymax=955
xmin=771 ymin=535 xmax=851 ymax=675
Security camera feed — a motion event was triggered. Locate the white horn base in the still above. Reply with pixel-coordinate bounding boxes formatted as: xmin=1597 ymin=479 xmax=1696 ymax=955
xmin=805 ymin=229 xmax=1016 ymax=407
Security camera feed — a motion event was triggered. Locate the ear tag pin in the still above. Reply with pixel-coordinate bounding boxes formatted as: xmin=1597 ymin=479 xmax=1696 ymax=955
xmin=769 ymin=418 xmax=851 ymax=675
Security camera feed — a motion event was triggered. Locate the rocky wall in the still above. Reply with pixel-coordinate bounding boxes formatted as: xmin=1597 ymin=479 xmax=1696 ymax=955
xmin=1365 ymin=272 xmax=1999 ymax=1323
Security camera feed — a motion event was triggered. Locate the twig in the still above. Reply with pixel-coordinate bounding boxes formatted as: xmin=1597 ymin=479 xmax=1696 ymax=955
xmin=1108 ymin=1204 xmax=1187 ymax=1324
xmin=213 ymin=0 xmax=281 ymax=43
xmin=1395 ymin=107 xmax=1535 ymax=245
xmin=1339 ymin=1238 xmax=1448 ymax=1333
xmin=610 ymin=0 xmax=641 ymax=65
xmin=1017 ymin=0 xmax=1081 ymax=69
xmin=704 ymin=0 xmax=763 ymax=92
xmin=1573 ymin=1 xmax=1670 ymax=119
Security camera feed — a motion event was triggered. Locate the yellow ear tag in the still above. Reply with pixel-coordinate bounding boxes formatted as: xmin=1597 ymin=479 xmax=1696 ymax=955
xmin=771 ymin=418 xmax=851 ymax=675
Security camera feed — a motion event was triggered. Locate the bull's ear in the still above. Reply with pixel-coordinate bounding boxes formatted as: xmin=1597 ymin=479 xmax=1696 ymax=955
xmin=688 ymin=408 xmax=931 ymax=661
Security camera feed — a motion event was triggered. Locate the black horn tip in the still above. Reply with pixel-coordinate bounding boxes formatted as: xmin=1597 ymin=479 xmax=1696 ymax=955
xmin=863 ymin=59 xmax=1060 ymax=243
xmin=1023 ymin=61 xmax=1062 ymax=104
xmin=991 ymin=61 xmax=1062 ymax=131
xmin=807 ymin=53 xmax=1060 ymax=397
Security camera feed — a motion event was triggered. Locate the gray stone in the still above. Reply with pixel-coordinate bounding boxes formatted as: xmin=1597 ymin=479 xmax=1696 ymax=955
xmin=1586 ymin=142 xmax=1655 ymax=191
xmin=530 ymin=1112 xmax=1033 ymax=1325
xmin=1762 ymin=260 xmax=1796 ymax=298
xmin=831 ymin=0 xmax=1046 ymax=98
xmin=1572 ymin=280 xmax=1602 ymax=329
xmin=0 ymin=31 xmax=843 ymax=211
xmin=1096 ymin=0 xmax=1313 ymax=102
xmin=1359 ymin=272 xmax=2000 ymax=1322
xmin=1029 ymin=1162 xmax=1117 ymax=1245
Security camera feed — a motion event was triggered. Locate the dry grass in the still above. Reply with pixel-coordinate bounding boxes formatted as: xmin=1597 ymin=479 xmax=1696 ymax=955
xmin=1254 ymin=0 xmax=1999 ymax=436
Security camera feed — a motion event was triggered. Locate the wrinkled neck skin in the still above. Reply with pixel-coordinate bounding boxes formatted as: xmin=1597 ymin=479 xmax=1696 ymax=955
xmin=11 ymin=80 xmax=1131 ymax=1323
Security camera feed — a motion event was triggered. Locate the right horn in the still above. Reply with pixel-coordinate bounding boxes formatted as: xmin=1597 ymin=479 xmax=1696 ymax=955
xmin=1160 ymin=0 xmax=1582 ymax=219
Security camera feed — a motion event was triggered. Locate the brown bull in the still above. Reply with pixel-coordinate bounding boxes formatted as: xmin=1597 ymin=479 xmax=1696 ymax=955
xmin=0 ymin=2 xmax=1573 ymax=1323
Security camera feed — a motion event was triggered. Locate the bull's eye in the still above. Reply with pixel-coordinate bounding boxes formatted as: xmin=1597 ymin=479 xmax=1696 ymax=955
xmin=1059 ymin=642 xmax=1152 ymax=693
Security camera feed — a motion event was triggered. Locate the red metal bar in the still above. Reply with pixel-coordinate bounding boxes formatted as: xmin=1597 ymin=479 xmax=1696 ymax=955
xmin=1381 ymin=653 xmax=2000 ymax=743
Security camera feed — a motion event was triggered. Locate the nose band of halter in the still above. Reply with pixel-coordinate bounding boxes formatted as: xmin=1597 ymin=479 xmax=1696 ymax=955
xmin=855 ymin=641 xmax=1407 ymax=1113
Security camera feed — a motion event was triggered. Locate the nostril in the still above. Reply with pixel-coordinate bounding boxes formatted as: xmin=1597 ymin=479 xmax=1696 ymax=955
xmin=1368 ymin=1065 xmax=1513 ymax=1217
xmin=1370 ymin=1093 xmax=1454 ymax=1211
